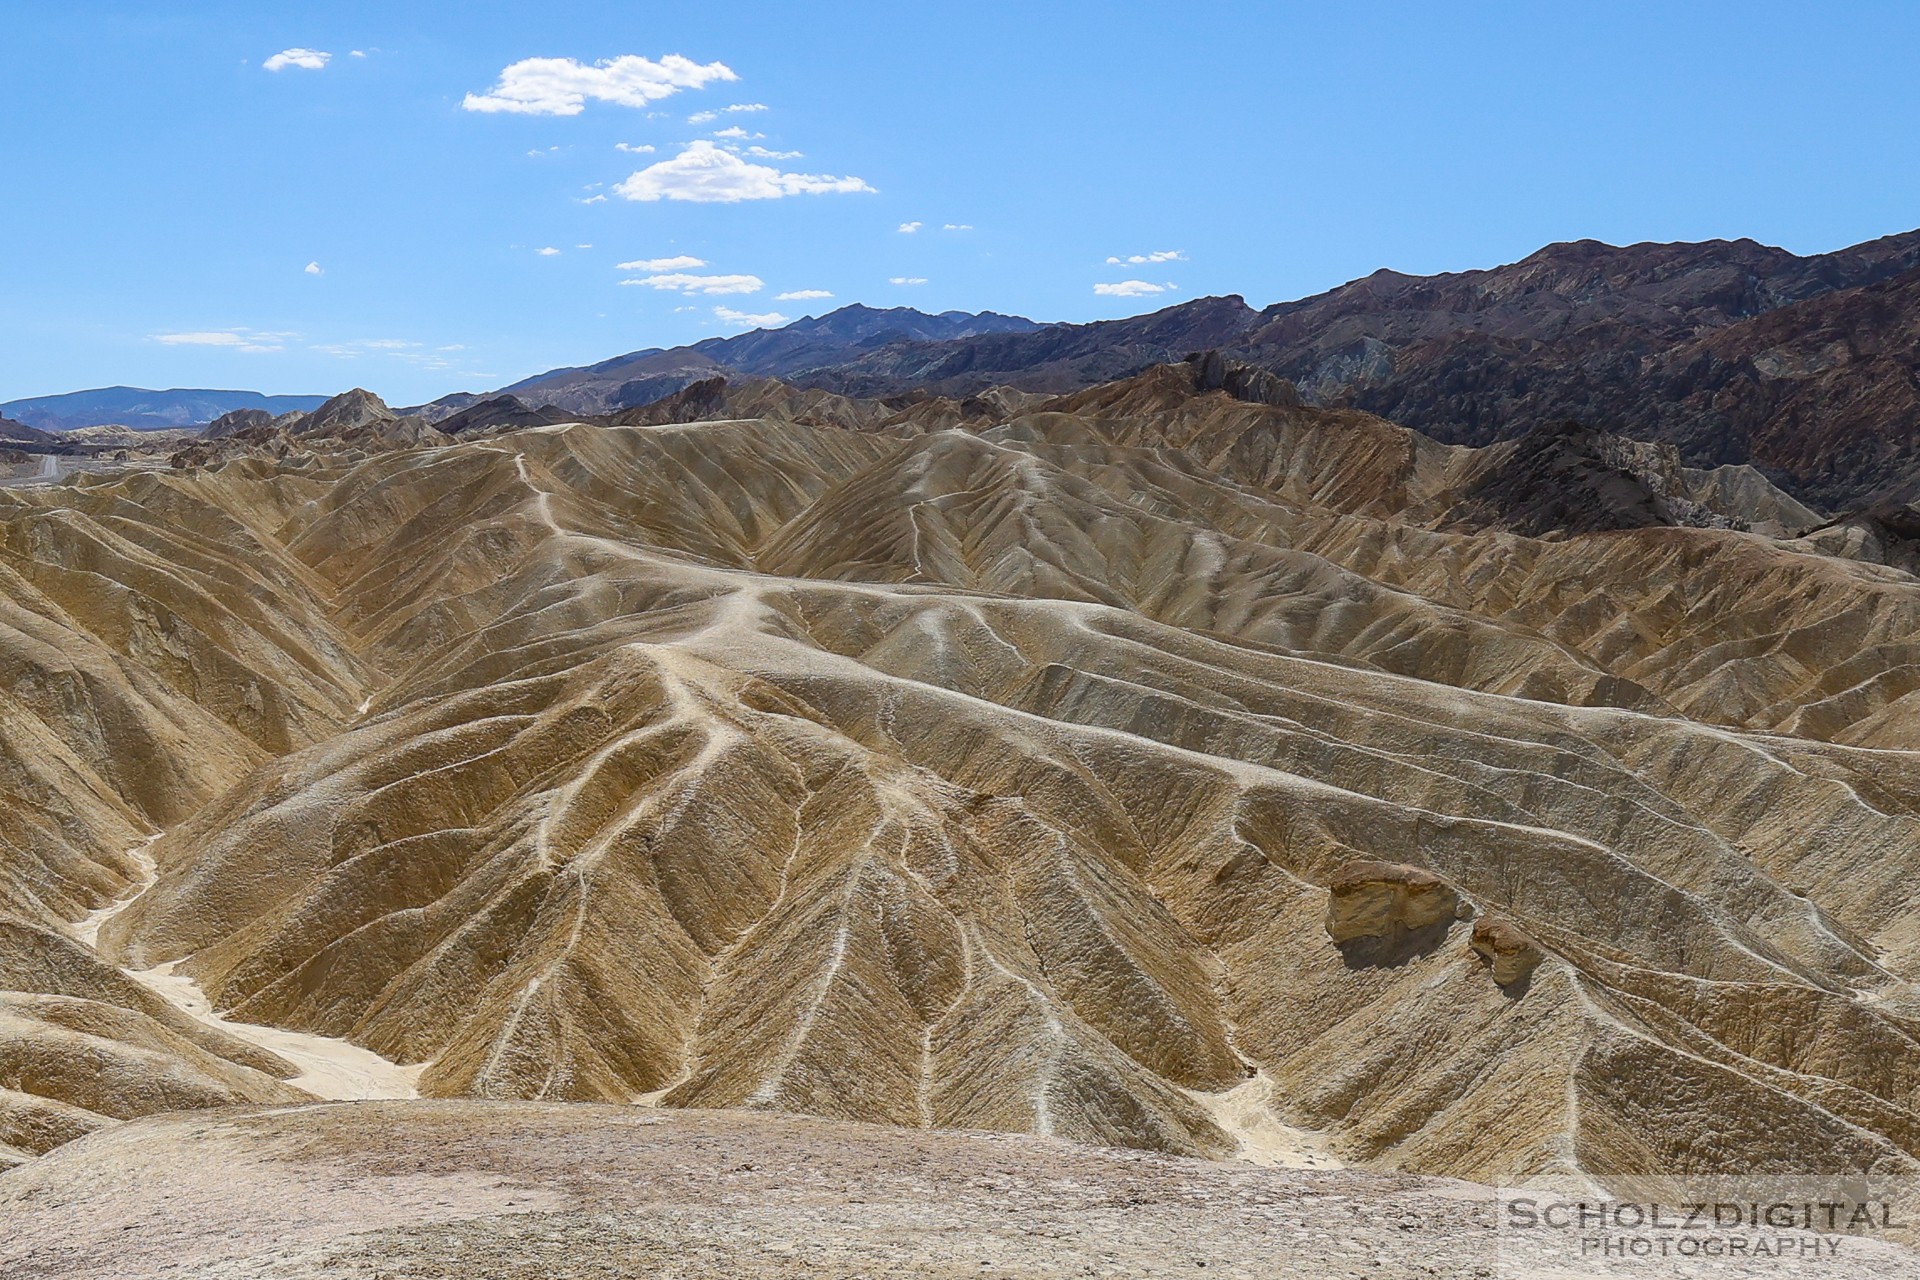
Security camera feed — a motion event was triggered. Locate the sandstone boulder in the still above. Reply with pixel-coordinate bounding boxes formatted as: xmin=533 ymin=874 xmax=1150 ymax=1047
xmin=1470 ymin=916 xmax=1545 ymax=987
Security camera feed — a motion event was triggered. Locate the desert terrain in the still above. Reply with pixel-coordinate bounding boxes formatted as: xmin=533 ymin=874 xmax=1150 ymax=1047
xmin=6 ymin=360 xmax=1920 ymax=1271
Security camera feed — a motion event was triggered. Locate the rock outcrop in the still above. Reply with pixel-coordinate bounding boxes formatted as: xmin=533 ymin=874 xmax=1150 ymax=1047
xmin=1325 ymin=861 xmax=1463 ymax=951
xmin=1184 ymin=349 xmax=1300 ymax=407
xmin=1469 ymin=916 xmax=1545 ymax=987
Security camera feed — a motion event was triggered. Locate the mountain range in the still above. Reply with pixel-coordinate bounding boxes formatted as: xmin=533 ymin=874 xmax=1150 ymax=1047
xmin=474 ymin=305 xmax=1042 ymax=417
xmin=471 ymin=229 xmax=1920 ymax=508
xmin=0 ymin=388 xmax=328 ymax=433
xmin=17 ymin=229 xmax=1919 ymax=509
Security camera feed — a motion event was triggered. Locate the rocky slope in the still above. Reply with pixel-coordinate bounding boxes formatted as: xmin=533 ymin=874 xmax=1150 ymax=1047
xmin=0 ymin=416 xmax=55 ymax=449
xmin=9 ymin=366 xmax=1920 ymax=1191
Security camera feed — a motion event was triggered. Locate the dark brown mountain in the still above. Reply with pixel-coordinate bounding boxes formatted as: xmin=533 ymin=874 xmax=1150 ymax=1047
xmin=433 ymin=395 xmax=574 ymax=435
xmin=484 ymin=231 xmax=1919 ymax=506
xmin=799 ymin=294 xmax=1262 ymax=397
xmin=815 ymin=232 xmax=1920 ymax=505
xmin=494 ymin=305 xmax=1041 ymax=417
xmin=0 ymin=415 xmax=55 ymax=447
xmin=1239 ymin=232 xmax=1920 ymax=506
xmin=1646 ymin=265 xmax=1920 ymax=505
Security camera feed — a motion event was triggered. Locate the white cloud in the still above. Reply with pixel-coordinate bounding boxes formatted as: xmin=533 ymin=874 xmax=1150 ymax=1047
xmin=776 ymin=289 xmax=834 ymax=301
xmin=614 ymin=142 xmax=655 ymax=153
xmin=622 ymin=272 xmax=765 ymax=295
xmin=617 ymin=255 xmax=706 ymax=271
xmin=714 ymin=305 xmax=788 ymax=328
xmin=579 ymin=194 xmax=608 ymax=204
xmin=1104 ymin=250 xmax=1187 ymax=265
xmin=897 ymin=220 xmax=922 ymax=234
xmin=151 ymin=329 xmax=286 ymax=353
xmin=264 ymin=48 xmax=330 ymax=72
xmin=725 ymin=102 xmax=767 ymax=113
xmin=537 ymin=246 xmax=561 ymax=256
xmin=349 ymin=50 xmax=367 ymax=59
xmin=614 ymin=141 xmax=874 ymax=203
xmin=463 ymin=54 xmax=735 ymax=116
xmin=153 ymin=331 xmax=246 ymax=346
xmin=311 ymin=338 xmax=455 ymax=367
xmin=943 ymin=223 xmax=973 ymax=231
xmin=1093 ymin=280 xmax=1170 ymax=297
xmin=303 ymin=261 xmax=323 ymax=276
xmin=889 ymin=277 xmax=927 ymax=286
xmin=576 ymin=243 xmax=593 ymax=249
xmin=712 ymin=125 xmax=758 ymax=139
xmin=744 ymin=146 xmax=801 ymax=160
xmin=688 ymin=110 xmax=718 ymax=124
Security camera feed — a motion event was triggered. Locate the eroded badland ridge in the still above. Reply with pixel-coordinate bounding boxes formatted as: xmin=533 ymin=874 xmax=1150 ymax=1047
xmin=9 ymin=338 xmax=1920 ymax=1271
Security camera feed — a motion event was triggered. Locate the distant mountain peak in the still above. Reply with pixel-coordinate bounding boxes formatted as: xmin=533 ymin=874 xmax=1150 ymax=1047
xmin=304 ymin=388 xmax=398 ymax=436
xmin=498 ymin=305 xmax=1043 ymax=417
xmin=0 ymin=387 xmax=328 ymax=432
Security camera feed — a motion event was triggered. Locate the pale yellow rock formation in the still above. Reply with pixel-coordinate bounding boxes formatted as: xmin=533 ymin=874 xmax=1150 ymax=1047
xmin=1325 ymin=860 xmax=1463 ymax=947
xmin=1469 ymin=915 xmax=1544 ymax=986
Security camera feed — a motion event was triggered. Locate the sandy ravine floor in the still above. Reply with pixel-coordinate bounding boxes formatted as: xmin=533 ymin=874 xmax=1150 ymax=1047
xmin=69 ymin=836 xmax=422 ymax=1100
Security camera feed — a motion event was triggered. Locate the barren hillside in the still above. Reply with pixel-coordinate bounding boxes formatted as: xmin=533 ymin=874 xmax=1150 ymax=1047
xmin=7 ymin=369 xmax=1920 ymax=1192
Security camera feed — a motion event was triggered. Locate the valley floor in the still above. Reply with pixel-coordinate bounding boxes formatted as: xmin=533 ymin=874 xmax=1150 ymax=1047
xmin=7 ymin=1102 xmax=1915 ymax=1279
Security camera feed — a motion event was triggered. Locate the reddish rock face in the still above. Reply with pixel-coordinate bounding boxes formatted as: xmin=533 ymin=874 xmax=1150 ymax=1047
xmin=1236 ymin=232 xmax=1920 ymax=509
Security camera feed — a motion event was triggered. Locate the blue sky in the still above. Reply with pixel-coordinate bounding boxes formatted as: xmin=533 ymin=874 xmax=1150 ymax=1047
xmin=3 ymin=1 xmax=1917 ymax=404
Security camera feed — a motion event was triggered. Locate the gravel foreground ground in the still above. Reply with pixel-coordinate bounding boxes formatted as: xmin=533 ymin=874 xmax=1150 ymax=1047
xmin=1 ymin=1102 xmax=1916 ymax=1279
